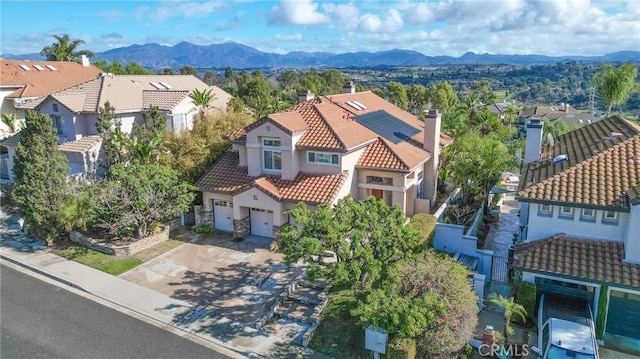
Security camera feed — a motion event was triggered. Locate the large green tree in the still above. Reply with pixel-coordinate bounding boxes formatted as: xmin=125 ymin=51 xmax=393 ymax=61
xmin=353 ymin=251 xmax=478 ymax=357
xmin=452 ymin=130 xmax=515 ymax=207
xmin=387 ymin=82 xmax=408 ymax=110
xmin=92 ymin=162 xmax=194 ymax=239
xmin=180 ymin=65 xmax=198 ymax=76
xmin=40 ymin=34 xmax=94 ymax=61
xmin=281 ymin=197 xmax=421 ymax=290
xmin=12 ymin=111 xmax=69 ymax=242
xmin=407 ymin=85 xmax=428 ymax=115
xmin=428 ymin=81 xmax=458 ymax=114
xmin=592 ymin=63 xmax=639 ymax=116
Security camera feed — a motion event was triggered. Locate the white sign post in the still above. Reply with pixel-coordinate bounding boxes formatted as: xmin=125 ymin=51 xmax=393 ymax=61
xmin=365 ymin=325 xmax=388 ymax=359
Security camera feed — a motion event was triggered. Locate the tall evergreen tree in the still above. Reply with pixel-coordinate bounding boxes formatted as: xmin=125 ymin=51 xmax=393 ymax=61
xmin=12 ymin=111 xmax=69 ymax=243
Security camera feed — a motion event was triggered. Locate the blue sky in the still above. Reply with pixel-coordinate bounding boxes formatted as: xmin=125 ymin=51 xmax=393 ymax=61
xmin=2 ymin=0 xmax=639 ymax=57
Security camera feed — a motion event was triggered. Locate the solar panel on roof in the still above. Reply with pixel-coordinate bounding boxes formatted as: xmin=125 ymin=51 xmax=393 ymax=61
xmin=19 ymin=64 xmax=31 ymax=71
xmin=354 ymin=110 xmax=420 ymax=144
xmin=33 ymin=65 xmax=45 ymax=71
xmin=46 ymin=65 xmax=57 ymax=71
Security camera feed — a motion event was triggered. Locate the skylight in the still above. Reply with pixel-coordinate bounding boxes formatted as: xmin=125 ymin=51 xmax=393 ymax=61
xmin=46 ymin=65 xmax=57 ymax=71
xmin=19 ymin=64 xmax=31 ymax=71
xmin=33 ymin=64 xmax=45 ymax=71
xmin=346 ymin=101 xmax=364 ymax=111
xmin=352 ymin=100 xmax=367 ymax=109
xmin=150 ymin=82 xmax=165 ymax=89
xmin=159 ymin=82 xmax=173 ymax=89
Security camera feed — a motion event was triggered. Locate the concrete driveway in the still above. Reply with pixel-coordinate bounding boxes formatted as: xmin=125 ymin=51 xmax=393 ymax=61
xmin=120 ymin=231 xmax=303 ymax=326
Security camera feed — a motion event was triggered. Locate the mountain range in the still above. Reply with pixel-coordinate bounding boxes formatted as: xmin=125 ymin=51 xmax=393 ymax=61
xmin=3 ymin=41 xmax=639 ymax=69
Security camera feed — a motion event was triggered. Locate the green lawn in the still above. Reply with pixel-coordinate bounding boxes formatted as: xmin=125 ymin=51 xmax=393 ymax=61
xmin=54 ymin=237 xmax=189 ymax=276
xmin=308 ymin=286 xmax=368 ymax=359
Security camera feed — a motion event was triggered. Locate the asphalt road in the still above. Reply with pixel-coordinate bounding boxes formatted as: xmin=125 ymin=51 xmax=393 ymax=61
xmin=0 ymin=265 xmax=232 ymax=359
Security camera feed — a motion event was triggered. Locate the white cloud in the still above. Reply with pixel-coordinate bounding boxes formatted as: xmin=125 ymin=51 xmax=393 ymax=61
xmin=150 ymin=1 xmax=225 ymax=22
xmin=322 ymin=2 xmax=360 ymax=28
xmin=269 ymin=0 xmax=330 ymax=25
xmin=357 ymin=9 xmax=404 ymax=33
xmin=274 ymin=33 xmax=304 ymax=42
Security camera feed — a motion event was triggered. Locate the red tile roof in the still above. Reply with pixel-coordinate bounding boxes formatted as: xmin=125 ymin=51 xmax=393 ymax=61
xmin=514 ymin=234 xmax=640 ymax=288
xmin=1 ymin=60 xmax=102 ymax=98
xmin=357 ymin=138 xmax=408 ymax=171
xmin=196 ymin=150 xmax=348 ymax=204
xmin=518 ymin=116 xmax=640 ymax=210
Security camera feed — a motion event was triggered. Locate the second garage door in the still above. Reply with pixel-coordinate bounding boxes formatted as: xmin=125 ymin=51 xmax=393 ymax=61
xmin=213 ymin=200 xmax=233 ymax=232
xmin=606 ymin=290 xmax=640 ymax=339
xmin=250 ymin=208 xmax=273 ymax=238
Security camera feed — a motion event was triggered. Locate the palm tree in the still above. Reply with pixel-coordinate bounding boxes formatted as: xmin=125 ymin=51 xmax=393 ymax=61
xmin=1 ymin=113 xmax=19 ymax=134
xmin=189 ymin=88 xmax=216 ymax=119
xmin=488 ymin=294 xmax=527 ymax=343
xmin=40 ymin=34 xmax=95 ymax=61
xmin=592 ymin=63 xmax=638 ymax=117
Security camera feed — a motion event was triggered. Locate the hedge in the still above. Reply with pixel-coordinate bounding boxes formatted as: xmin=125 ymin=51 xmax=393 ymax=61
xmin=410 ymin=213 xmax=437 ymax=247
xmin=596 ymin=285 xmax=608 ymax=340
xmin=514 ymin=281 xmax=536 ymax=325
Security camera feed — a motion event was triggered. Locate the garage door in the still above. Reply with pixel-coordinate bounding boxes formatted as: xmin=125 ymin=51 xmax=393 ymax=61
xmin=606 ymin=290 xmax=640 ymax=339
xmin=250 ymin=208 xmax=273 ymax=238
xmin=213 ymin=200 xmax=233 ymax=232
xmin=535 ymin=277 xmax=595 ymax=303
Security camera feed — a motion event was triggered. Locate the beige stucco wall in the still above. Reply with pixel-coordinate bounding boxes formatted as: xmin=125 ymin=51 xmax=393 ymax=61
xmin=246 ymin=122 xmax=290 ymax=177
xmin=202 ymin=192 xmax=233 ymax=212
xmin=233 ymin=187 xmax=287 ymax=226
xmin=356 ymin=168 xmax=408 ymax=211
xmin=233 ymin=144 xmax=248 ymax=166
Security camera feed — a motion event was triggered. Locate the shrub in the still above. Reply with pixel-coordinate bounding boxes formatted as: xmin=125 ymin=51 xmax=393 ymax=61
xmin=596 ymin=285 xmax=608 ymax=340
xmin=192 ymin=224 xmax=215 ymax=233
xmin=410 ymin=213 xmax=437 ymax=246
xmin=388 ymin=338 xmax=416 ymax=359
xmin=514 ymin=281 xmax=536 ymax=325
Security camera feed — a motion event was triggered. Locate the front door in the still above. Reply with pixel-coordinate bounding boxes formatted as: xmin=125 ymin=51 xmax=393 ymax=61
xmin=250 ymin=208 xmax=273 ymax=238
xmin=371 ymin=189 xmax=383 ymax=200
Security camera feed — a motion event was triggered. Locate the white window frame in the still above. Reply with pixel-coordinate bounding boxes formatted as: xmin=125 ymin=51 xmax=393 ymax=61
xmin=604 ymin=210 xmax=617 ymax=220
xmin=51 ymin=115 xmax=65 ymax=136
xmin=580 ymin=207 xmax=596 ymax=222
xmin=307 ymin=151 xmax=340 ymax=166
xmin=560 ymin=206 xmax=573 ymax=215
xmin=366 ymin=176 xmax=391 ymax=185
xmin=538 ymin=204 xmax=553 ymax=217
xmin=262 ymin=138 xmax=282 ymax=172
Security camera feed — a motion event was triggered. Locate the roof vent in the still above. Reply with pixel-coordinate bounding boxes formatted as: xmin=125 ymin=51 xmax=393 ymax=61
xmin=553 ymin=154 xmax=568 ymax=163
xmin=19 ymin=64 xmax=31 ymax=71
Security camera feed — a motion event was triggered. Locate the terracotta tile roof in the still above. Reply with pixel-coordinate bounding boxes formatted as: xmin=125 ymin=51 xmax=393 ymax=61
xmin=357 ymin=138 xmax=408 ymax=170
xmin=1 ymin=132 xmax=102 ymax=154
xmin=1 ymin=60 xmax=102 ymax=98
xmin=268 ymin=112 xmax=309 ymax=134
xmin=142 ymin=90 xmax=189 ymax=110
xmin=295 ymin=99 xmax=344 ymax=149
xmin=57 ymin=136 xmax=102 ymax=153
xmin=518 ymin=116 xmax=640 ymax=210
xmin=196 ymin=150 xmax=348 ymax=204
xmin=514 ymin=234 xmax=640 ymax=288
xmin=628 ymin=184 xmax=640 ymax=205
xmin=0 ymin=132 xmax=21 ymax=147
xmin=20 ymin=75 xmax=229 ymax=114
xmin=519 ymin=105 xmax=579 ymax=119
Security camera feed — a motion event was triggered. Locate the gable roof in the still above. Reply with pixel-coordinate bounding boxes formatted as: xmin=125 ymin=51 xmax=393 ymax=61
xmin=195 ymin=150 xmax=348 ymax=204
xmin=19 ymin=75 xmax=231 ymax=114
xmin=514 ymin=234 xmax=640 ymax=288
xmin=228 ymin=91 xmax=453 ymax=172
xmin=518 ymin=116 xmax=640 ymax=210
xmin=0 ymin=59 xmax=102 ymax=98
xmin=519 ymin=104 xmax=579 ymax=119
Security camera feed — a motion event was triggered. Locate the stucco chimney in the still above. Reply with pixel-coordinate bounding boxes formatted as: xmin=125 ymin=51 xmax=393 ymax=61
xmin=343 ymin=81 xmax=356 ymax=94
xmin=80 ymin=54 xmax=90 ymax=67
xmin=524 ymin=118 xmax=544 ymax=164
xmin=298 ymin=90 xmax=315 ymax=104
xmin=423 ymin=109 xmax=442 ymax=204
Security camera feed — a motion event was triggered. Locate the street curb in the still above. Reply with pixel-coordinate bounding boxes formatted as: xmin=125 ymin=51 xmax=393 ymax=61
xmin=0 ymin=252 xmax=88 ymax=292
xmin=0 ymin=251 xmax=265 ymax=359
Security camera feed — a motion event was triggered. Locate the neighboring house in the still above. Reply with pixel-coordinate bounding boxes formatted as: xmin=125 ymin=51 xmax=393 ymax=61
xmin=1 ymin=74 xmax=232 ymax=181
xmin=516 ymin=103 xmax=599 ymax=137
xmin=196 ymin=85 xmax=453 ymax=240
xmin=514 ymin=116 xmax=640 ymax=344
xmin=0 ymin=56 xmax=102 ymax=136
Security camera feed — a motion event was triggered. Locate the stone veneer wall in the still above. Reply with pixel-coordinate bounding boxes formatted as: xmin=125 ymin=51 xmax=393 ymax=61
xmin=233 ymin=216 xmax=250 ymax=238
xmin=70 ymin=226 xmax=170 ymax=256
xmin=272 ymin=225 xmax=283 ymax=241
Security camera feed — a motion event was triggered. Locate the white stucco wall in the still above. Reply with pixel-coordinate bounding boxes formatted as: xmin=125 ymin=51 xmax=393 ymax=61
xmin=245 ymin=122 xmax=290 ymax=177
xmin=170 ymin=98 xmax=194 ymax=133
xmin=526 ymin=203 xmax=628 ymax=241
xmin=623 ymin=204 xmax=640 ymax=263
xmin=233 ymin=187 xmax=287 ymax=226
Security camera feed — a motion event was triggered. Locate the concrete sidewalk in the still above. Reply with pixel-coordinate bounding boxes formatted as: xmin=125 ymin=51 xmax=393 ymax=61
xmin=0 ymin=245 xmax=330 ymax=359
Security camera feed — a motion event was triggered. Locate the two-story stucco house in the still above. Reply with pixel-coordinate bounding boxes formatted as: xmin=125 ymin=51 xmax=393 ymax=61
xmin=0 ymin=56 xmax=103 ymax=135
xmin=196 ymin=85 xmax=452 ymax=240
xmin=515 ymin=116 xmax=640 ymax=345
xmin=1 ymin=74 xmax=232 ymax=181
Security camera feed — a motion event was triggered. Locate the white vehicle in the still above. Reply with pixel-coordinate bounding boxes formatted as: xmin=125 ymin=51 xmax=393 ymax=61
xmin=531 ymin=295 xmax=599 ymax=359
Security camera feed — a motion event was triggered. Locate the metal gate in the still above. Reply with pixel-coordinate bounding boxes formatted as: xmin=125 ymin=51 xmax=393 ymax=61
xmin=491 ymin=255 xmax=509 ymax=283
